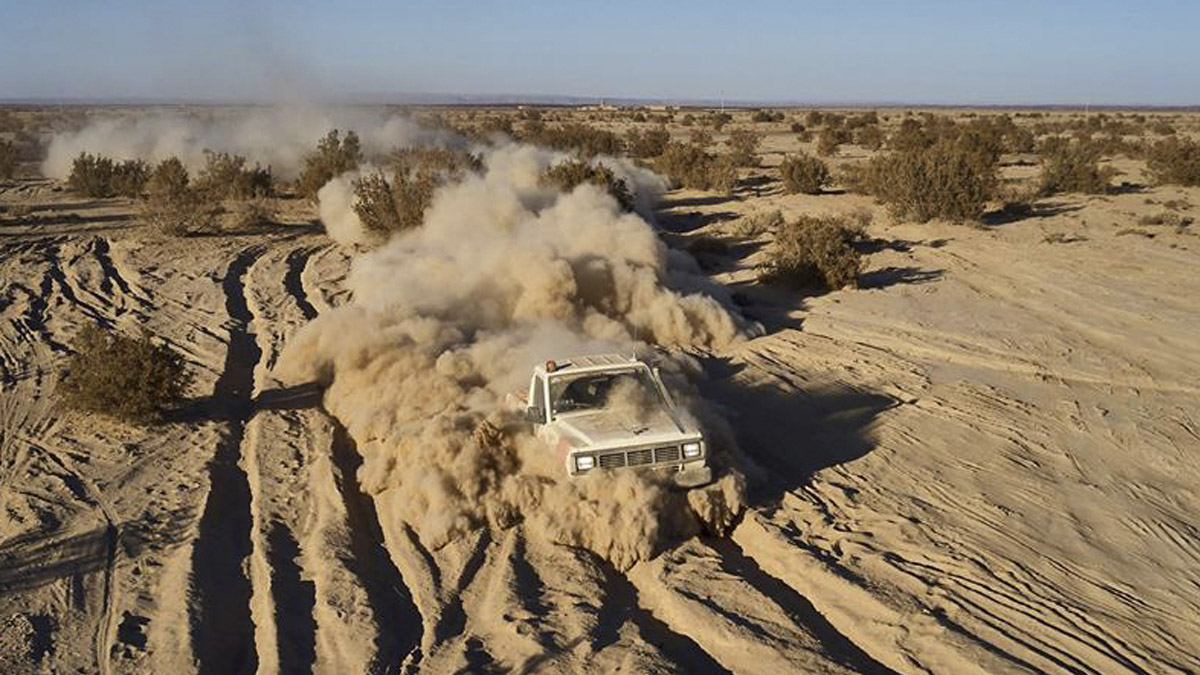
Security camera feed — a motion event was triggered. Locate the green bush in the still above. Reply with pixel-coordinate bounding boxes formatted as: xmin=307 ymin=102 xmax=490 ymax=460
xmin=1146 ymin=137 xmax=1200 ymax=186
xmin=297 ymin=130 xmax=362 ymax=200
xmin=779 ymin=153 xmax=830 ymax=194
xmin=194 ymin=151 xmax=272 ymax=200
xmin=0 ymin=139 xmax=18 ymax=179
xmin=60 ymin=324 xmax=193 ymax=425
xmin=656 ymin=142 xmax=737 ymax=193
xmin=540 ymin=160 xmax=633 ymax=211
xmin=111 ymin=159 xmax=150 ymax=198
xmin=859 ymin=138 xmax=999 ymax=222
xmin=760 ymin=215 xmax=863 ymax=291
xmin=1038 ymin=143 xmax=1114 ymax=195
xmin=726 ymin=128 xmax=761 ymax=167
xmin=68 ymin=152 xmax=116 ymax=197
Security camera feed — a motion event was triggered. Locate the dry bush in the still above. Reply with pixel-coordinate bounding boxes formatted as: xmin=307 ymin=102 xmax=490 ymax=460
xmin=731 ymin=209 xmax=784 ymax=237
xmin=353 ymin=147 xmax=482 ymax=238
xmin=528 ymin=123 xmax=622 ymax=158
xmin=111 ymin=159 xmax=150 ymax=198
xmin=624 ymin=126 xmax=671 ymax=158
xmin=751 ymin=110 xmax=785 ymax=123
xmin=194 ymin=151 xmax=272 ymax=200
xmin=816 ymin=128 xmax=850 ymax=156
xmin=143 ymin=157 xmax=218 ymax=236
xmin=1150 ymin=120 xmax=1177 ymax=136
xmin=223 ymin=198 xmax=276 ymax=232
xmin=656 ymin=142 xmax=737 ymax=193
xmin=855 ymin=125 xmax=886 ymax=150
xmin=805 ymin=111 xmax=825 ymax=127
xmin=760 ymin=214 xmax=863 ymax=291
xmin=297 ymin=129 xmax=362 ymax=200
xmin=60 ymin=324 xmax=193 ymax=425
xmin=68 ymin=152 xmax=116 ymax=197
xmin=540 ymin=160 xmax=633 ymax=211
xmin=706 ymin=112 xmax=733 ymax=131
xmin=726 ymin=128 xmax=761 ymax=167
xmin=779 ymin=153 xmax=830 ymax=194
xmin=1138 ymin=210 xmax=1194 ymax=229
xmin=0 ymin=139 xmax=18 ymax=179
xmin=1146 ymin=137 xmax=1200 ymax=186
xmin=859 ymin=138 xmax=999 ymax=223
xmin=1038 ymin=142 xmax=1115 ymax=195
xmin=689 ymin=128 xmax=713 ymax=148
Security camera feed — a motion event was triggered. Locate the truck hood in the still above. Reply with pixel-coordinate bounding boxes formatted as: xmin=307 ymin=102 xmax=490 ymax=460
xmin=554 ymin=407 xmax=698 ymax=450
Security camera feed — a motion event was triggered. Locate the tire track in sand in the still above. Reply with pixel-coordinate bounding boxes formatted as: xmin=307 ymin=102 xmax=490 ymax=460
xmin=188 ymin=247 xmax=264 ymax=675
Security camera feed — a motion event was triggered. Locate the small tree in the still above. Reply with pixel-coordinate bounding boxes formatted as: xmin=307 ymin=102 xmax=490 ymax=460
xmin=60 ymin=324 xmax=193 ymax=425
xmin=779 ymin=153 xmax=830 ymax=195
xmin=760 ymin=215 xmax=863 ymax=291
xmin=297 ymin=129 xmax=362 ymax=200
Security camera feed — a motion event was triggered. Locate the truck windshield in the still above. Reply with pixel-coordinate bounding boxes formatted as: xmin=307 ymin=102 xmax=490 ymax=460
xmin=548 ymin=368 xmax=664 ymax=416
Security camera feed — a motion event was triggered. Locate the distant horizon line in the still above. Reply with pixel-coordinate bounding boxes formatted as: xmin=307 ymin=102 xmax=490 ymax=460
xmin=1 ymin=92 xmax=1198 ymax=111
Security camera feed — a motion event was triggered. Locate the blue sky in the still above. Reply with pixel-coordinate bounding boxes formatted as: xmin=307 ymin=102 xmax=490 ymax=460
xmin=2 ymin=0 xmax=1197 ymax=105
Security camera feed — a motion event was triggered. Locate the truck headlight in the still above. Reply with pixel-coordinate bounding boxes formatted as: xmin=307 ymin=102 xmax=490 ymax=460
xmin=682 ymin=442 xmax=702 ymax=458
xmin=575 ymin=455 xmax=595 ymax=471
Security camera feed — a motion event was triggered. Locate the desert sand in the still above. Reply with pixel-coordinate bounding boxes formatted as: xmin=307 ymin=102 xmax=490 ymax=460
xmin=1 ymin=106 xmax=1198 ymax=675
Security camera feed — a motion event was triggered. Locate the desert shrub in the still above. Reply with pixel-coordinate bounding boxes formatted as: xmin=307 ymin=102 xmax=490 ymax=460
xmin=656 ymin=142 xmax=737 ymax=193
xmin=731 ymin=209 xmax=784 ymax=237
xmin=1038 ymin=143 xmax=1115 ymax=195
xmin=194 ymin=151 xmax=272 ymax=200
xmin=706 ymin=112 xmax=733 ymax=131
xmin=297 ymin=129 xmax=362 ymax=200
xmin=68 ymin=152 xmax=116 ymax=197
xmin=726 ymin=128 xmax=761 ymax=167
xmin=352 ymin=147 xmax=482 ymax=238
xmin=540 ymin=160 xmax=634 ymax=211
xmin=760 ymin=215 xmax=863 ymax=291
xmin=144 ymin=157 xmax=217 ymax=236
xmin=1005 ymin=127 xmax=1037 ymax=153
xmin=530 ymin=123 xmax=622 ymax=157
xmin=859 ymin=139 xmax=999 ymax=222
xmin=223 ymin=198 xmax=276 ymax=231
xmin=59 ymin=324 xmax=193 ymax=425
xmin=1145 ymin=137 xmax=1200 ymax=186
xmin=805 ymin=111 xmax=825 ymax=127
xmin=751 ymin=110 xmax=785 ymax=123
xmin=110 ymin=159 xmax=150 ymax=198
xmin=779 ymin=153 xmax=830 ymax=194
xmin=624 ymin=126 xmax=671 ymax=158
xmin=680 ymin=113 xmax=696 ymax=127
xmin=0 ymin=139 xmax=18 ymax=179
xmin=816 ymin=128 xmax=850 ymax=156
xmin=1150 ymin=120 xmax=1176 ymax=136
xmin=689 ymin=129 xmax=713 ymax=148
xmin=1139 ymin=210 xmax=1194 ymax=229
xmin=790 ymin=122 xmax=806 ymax=134
xmin=855 ymin=125 xmax=886 ymax=151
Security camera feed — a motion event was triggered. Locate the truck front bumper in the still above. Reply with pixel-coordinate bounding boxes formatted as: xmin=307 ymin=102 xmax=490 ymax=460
xmin=672 ymin=463 xmax=713 ymax=489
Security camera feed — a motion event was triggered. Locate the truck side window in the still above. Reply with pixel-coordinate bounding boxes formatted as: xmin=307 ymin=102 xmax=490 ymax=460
xmin=532 ymin=375 xmax=547 ymax=423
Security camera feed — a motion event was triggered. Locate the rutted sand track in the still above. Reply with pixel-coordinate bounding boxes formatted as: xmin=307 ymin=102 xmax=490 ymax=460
xmin=2 ymin=175 xmax=1200 ymax=674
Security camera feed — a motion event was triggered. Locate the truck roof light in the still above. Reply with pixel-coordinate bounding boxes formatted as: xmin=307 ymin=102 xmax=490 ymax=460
xmin=545 ymin=360 xmax=557 ymax=373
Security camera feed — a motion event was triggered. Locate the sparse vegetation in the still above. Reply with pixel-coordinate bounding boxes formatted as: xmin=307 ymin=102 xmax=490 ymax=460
xmin=525 ymin=123 xmax=622 ymax=158
xmin=779 ymin=153 xmax=830 ymax=194
xmin=760 ymin=214 xmax=864 ymax=291
xmin=297 ymin=129 xmax=362 ymax=200
xmin=1038 ymin=142 xmax=1115 ymax=195
xmin=731 ymin=210 xmax=784 ymax=237
xmin=60 ymin=324 xmax=193 ymax=425
xmin=67 ymin=153 xmax=151 ymax=198
xmin=144 ymin=157 xmax=218 ymax=236
xmin=194 ymin=151 xmax=272 ymax=200
xmin=0 ymin=139 xmax=18 ymax=179
xmin=624 ymin=126 xmax=670 ymax=158
xmin=726 ymin=129 xmax=761 ymax=167
xmin=1146 ymin=137 xmax=1200 ymax=186
xmin=352 ymin=147 xmax=482 ymax=238
xmin=858 ymin=138 xmax=999 ymax=223
xmin=816 ymin=128 xmax=850 ymax=157
xmin=540 ymin=160 xmax=634 ymax=211
xmin=656 ymin=142 xmax=737 ymax=193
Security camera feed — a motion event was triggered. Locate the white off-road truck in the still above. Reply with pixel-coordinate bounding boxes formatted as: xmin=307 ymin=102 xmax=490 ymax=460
xmin=510 ymin=354 xmax=713 ymax=488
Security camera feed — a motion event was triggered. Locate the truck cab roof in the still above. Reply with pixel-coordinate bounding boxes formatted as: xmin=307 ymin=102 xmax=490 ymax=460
xmin=534 ymin=353 xmax=646 ymax=378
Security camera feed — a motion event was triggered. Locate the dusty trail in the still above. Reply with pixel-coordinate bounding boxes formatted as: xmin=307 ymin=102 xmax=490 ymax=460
xmin=188 ymin=247 xmax=264 ymax=675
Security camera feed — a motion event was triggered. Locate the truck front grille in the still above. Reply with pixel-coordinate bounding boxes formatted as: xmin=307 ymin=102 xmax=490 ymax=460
xmin=627 ymin=448 xmax=653 ymax=466
xmin=654 ymin=446 xmax=681 ymax=463
xmin=598 ymin=452 xmax=626 ymax=469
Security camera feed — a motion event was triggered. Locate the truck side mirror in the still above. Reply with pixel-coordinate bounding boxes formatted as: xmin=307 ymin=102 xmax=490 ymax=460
xmin=525 ymin=406 xmax=543 ymax=424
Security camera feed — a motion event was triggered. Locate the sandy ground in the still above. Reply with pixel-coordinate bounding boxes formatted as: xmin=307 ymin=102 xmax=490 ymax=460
xmin=2 ymin=111 xmax=1200 ymax=674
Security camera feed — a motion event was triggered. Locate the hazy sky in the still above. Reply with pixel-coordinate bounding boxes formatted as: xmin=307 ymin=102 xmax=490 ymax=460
xmin=2 ymin=0 xmax=1197 ymax=105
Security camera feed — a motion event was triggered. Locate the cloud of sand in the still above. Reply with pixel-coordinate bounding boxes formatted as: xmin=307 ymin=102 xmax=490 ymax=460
xmin=278 ymin=139 xmax=752 ymax=570
xmin=41 ymin=106 xmax=461 ymax=179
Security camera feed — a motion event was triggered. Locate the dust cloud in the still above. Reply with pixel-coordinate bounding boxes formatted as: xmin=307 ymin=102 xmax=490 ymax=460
xmin=277 ymin=137 xmax=753 ymax=569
